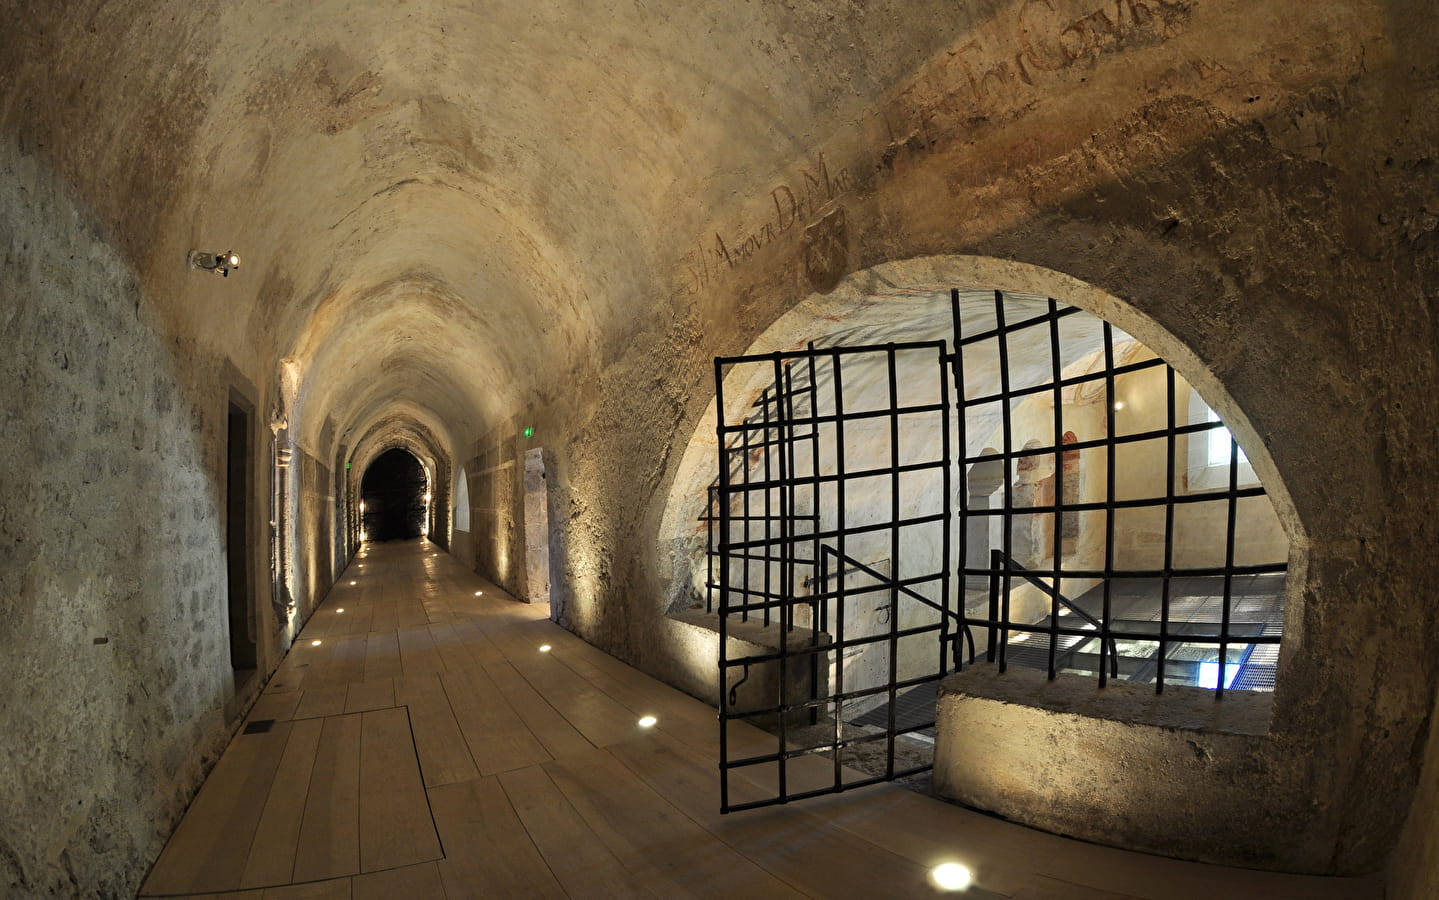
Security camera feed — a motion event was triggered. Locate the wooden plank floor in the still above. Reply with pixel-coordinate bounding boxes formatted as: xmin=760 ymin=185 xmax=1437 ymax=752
xmin=141 ymin=540 xmax=1382 ymax=899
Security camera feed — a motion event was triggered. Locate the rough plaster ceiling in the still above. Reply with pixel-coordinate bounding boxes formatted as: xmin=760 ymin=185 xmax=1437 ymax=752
xmin=0 ymin=0 xmax=971 ymax=460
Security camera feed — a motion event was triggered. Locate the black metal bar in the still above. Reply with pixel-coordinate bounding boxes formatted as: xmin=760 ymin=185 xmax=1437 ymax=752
xmin=1048 ymin=298 xmax=1063 ymax=681
xmin=718 ymin=401 xmax=949 ymax=436
xmin=996 ymin=554 xmax=1102 ymax=630
xmin=715 ymin=339 xmax=959 ymax=365
xmin=930 ymin=488 xmax=1270 ymax=515
xmin=1101 ymin=322 xmax=1117 ymax=687
xmin=996 ymin=291 xmax=1014 ymax=674
xmin=957 ymin=561 xmax=1286 ymax=579
xmin=807 ymin=344 xmax=823 ymax=725
xmin=830 ymin=347 xmax=848 ymax=792
xmin=1157 ymin=365 xmax=1178 ymax=694
xmin=769 ymin=354 xmax=787 ymax=800
xmin=721 ymin=667 xmax=951 ymax=717
xmin=955 ymin=302 xmax=1086 ymax=347
xmin=714 ymin=355 xmax=731 ymax=813
xmin=721 ymin=513 xmax=949 ymax=553
xmin=960 ymin=355 xmax=1167 ymax=407
xmin=948 ymin=288 xmax=965 ymax=673
xmin=962 ymin=419 xmax=1234 ymax=463
xmin=707 ymin=483 xmax=716 ymax=615
xmin=724 ymin=433 xmax=817 ymax=452
xmin=716 ymin=458 xmax=949 ymax=495
xmin=1218 ymin=429 xmax=1240 ymax=696
xmin=956 ymin=617 xmax=1282 ymax=643
xmin=740 ymin=376 xmax=753 ymax=626
xmin=784 ymin=362 xmax=798 ymax=637
xmin=761 ymin=364 xmax=773 ymax=630
xmin=886 ymin=345 xmax=901 ymax=780
xmin=818 ymin=546 xmax=945 ymax=609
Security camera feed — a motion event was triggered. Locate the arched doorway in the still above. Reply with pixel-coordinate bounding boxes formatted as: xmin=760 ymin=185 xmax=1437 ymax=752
xmin=657 ymin=256 xmax=1300 ymax=812
xmin=360 ymin=448 xmax=430 ymax=542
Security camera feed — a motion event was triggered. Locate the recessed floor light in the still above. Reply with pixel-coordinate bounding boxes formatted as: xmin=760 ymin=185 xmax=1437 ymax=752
xmin=310 ymin=640 xmax=322 ymax=646
xmin=538 ymin=645 xmax=552 ymax=652
xmin=637 ymin=715 xmax=658 ymax=728
xmin=474 ymin=591 xmax=484 ymax=596
xmin=336 ymin=608 xmax=345 ymax=613
xmin=930 ymin=862 xmax=973 ymax=891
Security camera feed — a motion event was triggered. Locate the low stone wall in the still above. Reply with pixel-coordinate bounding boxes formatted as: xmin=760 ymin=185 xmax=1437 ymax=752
xmin=668 ymin=610 xmax=829 ymax=730
xmin=930 ymin=664 xmax=1337 ymax=872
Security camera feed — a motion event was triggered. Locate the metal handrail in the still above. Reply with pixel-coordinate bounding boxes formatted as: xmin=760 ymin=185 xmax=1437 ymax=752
xmin=989 ymin=550 xmax=1119 ymax=678
xmin=816 ymin=544 xmax=976 ymax=668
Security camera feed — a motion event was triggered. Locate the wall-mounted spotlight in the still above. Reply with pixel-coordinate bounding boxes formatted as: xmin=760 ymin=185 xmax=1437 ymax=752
xmin=189 ymin=249 xmax=241 ymax=277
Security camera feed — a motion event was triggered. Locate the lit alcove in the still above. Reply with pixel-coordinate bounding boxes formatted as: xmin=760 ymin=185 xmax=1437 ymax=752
xmin=656 ymin=256 xmax=1299 ymax=812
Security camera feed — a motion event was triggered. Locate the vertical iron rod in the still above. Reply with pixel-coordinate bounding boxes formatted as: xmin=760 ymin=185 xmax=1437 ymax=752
xmin=886 ymin=346 xmax=901 ymax=780
xmin=831 ymin=349 xmax=848 ymax=790
xmin=1101 ymin=323 xmax=1118 ymax=688
xmin=808 ymin=345 xmax=823 ymax=724
xmin=995 ymin=291 xmax=1014 ymax=673
xmin=1157 ymin=365 xmax=1177 ymax=693
xmin=714 ymin=356 xmax=731 ymax=813
xmin=1218 ymin=427 xmax=1240 ymax=695
xmin=761 ymin=380 xmax=773 ymax=629
xmin=950 ymin=288 xmax=972 ymax=669
xmin=741 ymin=392 xmax=753 ymax=625
xmin=1048 ymin=299 xmax=1064 ymax=681
xmin=939 ymin=331 xmax=955 ymax=674
xmin=770 ymin=354 xmax=789 ymax=801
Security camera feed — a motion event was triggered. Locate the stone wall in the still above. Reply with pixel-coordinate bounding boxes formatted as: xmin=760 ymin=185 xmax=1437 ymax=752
xmin=0 ymin=145 xmax=273 ymax=896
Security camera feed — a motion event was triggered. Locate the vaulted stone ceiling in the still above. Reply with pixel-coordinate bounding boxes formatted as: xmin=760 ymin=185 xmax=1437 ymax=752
xmin=2 ymin=0 xmax=972 ymax=458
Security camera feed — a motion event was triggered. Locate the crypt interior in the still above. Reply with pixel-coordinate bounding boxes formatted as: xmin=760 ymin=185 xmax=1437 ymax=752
xmin=2 ymin=1 xmax=1439 ymax=898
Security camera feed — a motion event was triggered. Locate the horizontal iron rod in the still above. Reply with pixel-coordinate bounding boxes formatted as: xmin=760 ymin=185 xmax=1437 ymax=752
xmin=963 ymin=419 xmax=1243 ymax=462
xmin=961 ymin=617 xmax=1284 ymax=645
xmin=958 ymin=488 xmax=1270 ymax=515
xmin=958 ymin=355 xmax=1166 ymax=406
xmin=954 ymin=304 xmax=1086 ymax=347
xmin=958 ymin=562 xmax=1286 ymax=578
xmin=718 ymin=402 xmax=946 ymax=435
xmin=716 ymin=340 xmax=948 ymax=367
xmin=720 ymin=512 xmax=948 ymax=552
xmin=718 ymin=458 xmax=947 ymax=494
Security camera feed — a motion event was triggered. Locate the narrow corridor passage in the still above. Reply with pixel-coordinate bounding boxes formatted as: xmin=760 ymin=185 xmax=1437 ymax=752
xmin=139 ymin=543 xmax=1377 ymax=899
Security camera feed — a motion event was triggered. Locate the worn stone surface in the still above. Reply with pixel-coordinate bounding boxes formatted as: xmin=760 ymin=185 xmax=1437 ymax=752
xmin=1 ymin=0 xmax=1438 ymax=895
xmin=0 ymin=142 xmax=257 ymax=896
xmin=934 ymin=665 xmax=1288 ymax=866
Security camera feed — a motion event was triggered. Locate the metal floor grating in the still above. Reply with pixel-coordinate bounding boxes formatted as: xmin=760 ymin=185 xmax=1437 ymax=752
xmin=847 ymin=681 xmax=938 ymax=736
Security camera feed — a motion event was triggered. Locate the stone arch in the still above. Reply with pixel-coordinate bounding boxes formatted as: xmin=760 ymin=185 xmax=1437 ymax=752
xmin=658 ymin=254 xmax=1304 ymax=629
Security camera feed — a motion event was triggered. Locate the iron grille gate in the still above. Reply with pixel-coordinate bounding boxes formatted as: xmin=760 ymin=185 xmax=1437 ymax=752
xmin=710 ymin=340 xmax=959 ymax=813
xmin=711 ymin=290 xmax=1286 ymax=812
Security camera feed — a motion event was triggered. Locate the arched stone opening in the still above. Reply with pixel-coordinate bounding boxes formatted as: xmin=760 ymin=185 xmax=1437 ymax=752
xmin=654 ymin=254 xmax=1309 ymax=863
xmin=360 ymin=448 xmax=429 ymax=542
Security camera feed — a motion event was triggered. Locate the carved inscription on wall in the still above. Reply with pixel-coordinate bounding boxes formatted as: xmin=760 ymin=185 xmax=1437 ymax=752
xmin=681 ymin=0 xmax=1200 ymax=295
xmin=683 ymin=153 xmax=855 ymax=294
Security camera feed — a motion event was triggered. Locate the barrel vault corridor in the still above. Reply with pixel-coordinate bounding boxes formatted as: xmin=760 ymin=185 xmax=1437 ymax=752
xmin=3 ymin=1 xmax=1439 ymax=898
